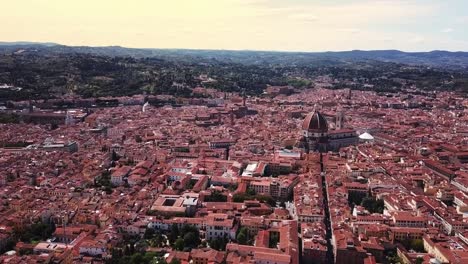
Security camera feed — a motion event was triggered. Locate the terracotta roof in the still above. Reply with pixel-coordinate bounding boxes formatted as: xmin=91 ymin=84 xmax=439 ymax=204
xmin=302 ymin=110 xmax=328 ymax=132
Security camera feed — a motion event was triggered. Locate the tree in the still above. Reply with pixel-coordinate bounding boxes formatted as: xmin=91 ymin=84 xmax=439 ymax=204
xmin=204 ymin=190 xmax=227 ymax=202
xmin=130 ymin=253 xmax=144 ymax=264
xmin=15 ymin=222 xmax=56 ymax=243
xmin=149 ymin=232 xmax=166 ymax=247
xmin=118 ymin=256 xmax=132 ymax=264
xmin=269 ymin=231 xmax=280 ymax=248
xmin=155 ymin=257 xmax=168 ymax=264
xmin=209 ymin=237 xmax=228 ymax=251
xmin=144 ymin=228 xmax=155 ymax=239
xmin=135 ymin=240 xmax=149 ymax=253
xmin=123 ymin=245 xmax=131 ymax=256
xmin=361 ymin=197 xmax=384 ymax=214
xmin=348 ymin=191 xmax=367 ymax=207
xmin=170 ymin=225 xmax=201 ymax=250
xmin=209 ymin=239 xmax=220 ymax=251
xmin=169 ymin=259 xmax=181 ymax=264
xmin=110 ymin=248 xmax=123 ymax=260
xmin=236 ymin=227 xmax=248 ymax=245
xmin=0 ymin=113 xmax=20 ymax=124
xmin=174 ymin=238 xmax=185 ymax=251
xmin=386 ymin=252 xmax=403 ymax=264
xmin=183 ymin=232 xmax=199 ymax=248
xmin=111 ymin=150 xmax=120 ymax=161
xmin=410 ymin=239 xmax=425 ymax=253
xmin=141 ymin=252 xmax=157 ymax=263
xmin=169 ymin=224 xmax=179 ymax=244
xmin=400 ymin=238 xmax=425 ymax=253
xmin=415 ymin=257 xmax=424 ymax=264
xmin=246 ymin=188 xmax=256 ymax=196
xmin=232 ymin=192 xmax=275 ymax=207
xmin=236 ymin=232 xmax=247 ymax=245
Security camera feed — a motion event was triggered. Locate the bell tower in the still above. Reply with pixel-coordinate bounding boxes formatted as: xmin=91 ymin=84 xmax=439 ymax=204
xmin=336 ymin=111 xmax=344 ymax=130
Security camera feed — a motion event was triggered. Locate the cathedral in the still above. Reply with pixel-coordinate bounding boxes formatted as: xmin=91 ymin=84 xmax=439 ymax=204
xmin=299 ymin=109 xmax=358 ymax=153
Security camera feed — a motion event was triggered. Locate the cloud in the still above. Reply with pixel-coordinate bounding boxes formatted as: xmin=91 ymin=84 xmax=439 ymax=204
xmin=290 ymin=14 xmax=319 ymax=23
xmin=1 ymin=0 xmax=463 ymax=51
xmin=337 ymin=28 xmax=361 ymax=34
xmin=409 ymin=36 xmax=425 ymax=44
xmin=381 ymin=37 xmax=394 ymax=43
xmin=441 ymin=28 xmax=454 ymax=33
xmin=456 ymin=16 xmax=468 ymax=24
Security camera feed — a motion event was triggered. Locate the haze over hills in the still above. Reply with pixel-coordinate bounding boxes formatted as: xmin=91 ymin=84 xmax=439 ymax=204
xmin=0 ymin=41 xmax=59 ymax=47
xmin=1 ymin=41 xmax=468 ymax=69
xmin=0 ymin=40 xmax=467 ymax=101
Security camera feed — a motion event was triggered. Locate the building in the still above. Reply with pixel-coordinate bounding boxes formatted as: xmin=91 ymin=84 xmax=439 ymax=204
xmin=191 ymin=248 xmax=225 ymax=264
xmin=302 ymin=222 xmax=327 ymax=264
xmin=110 ymin=166 xmax=131 ymax=186
xmin=79 ymin=240 xmax=107 ymax=257
xmin=300 ymin=110 xmax=358 ymax=153
xmin=150 ymin=194 xmax=199 ymax=217
xmin=205 ymin=213 xmax=235 ymax=240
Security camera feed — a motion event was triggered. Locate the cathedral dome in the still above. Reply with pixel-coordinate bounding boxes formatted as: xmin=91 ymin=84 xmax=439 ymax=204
xmin=302 ymin=110 xmax=328 ymax=132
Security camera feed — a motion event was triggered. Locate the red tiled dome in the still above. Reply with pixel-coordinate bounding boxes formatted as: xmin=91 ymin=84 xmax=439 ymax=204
xmin=302 ymin=111 xmax=328 ymax=132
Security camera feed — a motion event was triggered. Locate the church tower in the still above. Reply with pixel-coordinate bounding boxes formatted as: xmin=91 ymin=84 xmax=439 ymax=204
xmin=65 ymin=110 xmax=74 ymax=126
xmin=336 ymin=111 xmax=344 ymax=130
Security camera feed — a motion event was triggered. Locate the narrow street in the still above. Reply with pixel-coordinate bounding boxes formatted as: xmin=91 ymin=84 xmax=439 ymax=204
xmin=320 ymin=153 xmax=335 ymax=264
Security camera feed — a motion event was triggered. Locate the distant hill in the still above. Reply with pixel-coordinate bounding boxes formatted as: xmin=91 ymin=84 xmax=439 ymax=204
xmin=0 ymin=41 xmax=467 ymax=69
xmin=319 ymin=50 xmax=468 ymax=69
xmin=0 ymin=40 xmax=467 ymax=101
xmin=0 ymin=41 xmax=59 ymax=47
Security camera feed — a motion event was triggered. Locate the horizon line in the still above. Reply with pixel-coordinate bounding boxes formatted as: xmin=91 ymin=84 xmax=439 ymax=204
xmin=1 ymin=40 xmax=468 ymax=54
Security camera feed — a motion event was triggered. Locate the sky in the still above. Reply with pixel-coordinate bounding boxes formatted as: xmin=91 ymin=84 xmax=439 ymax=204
xmin=2 ymin=0 xmax=468 ymax=52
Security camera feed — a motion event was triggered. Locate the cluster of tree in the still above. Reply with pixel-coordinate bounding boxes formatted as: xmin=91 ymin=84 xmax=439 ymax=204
xmin=348 ymin=192 xmax=385 ymax=214
xmin=144 ymin=228 xmax=168 ymax=248
xmin=386 ymin=251 xmax=403 ymax=264
xmin=286 ymin=78 xmax=313 ymax=89
xmin=185 ymin=180 xmax=196 ymax=189
xmin=232 ymin=188 xmax=275 ymax=206
xmin=414 ymin=257 xmax=424 ymax=264
xmin=0 ymin=113 xmax=20 ymax=123
xmin=107 ymin=228 xmax=172 ymax=264
xmin=204 ymin=190 xmax=227 ymax=202
xmin=108 ymin=247 xmax=180 ymax=264
xmin=168 ymin=225 xmax=201 ymax=251
xmin=208 ymin=237 xmax=229 ymax=251
xmin=94 ymin=169 xmax=113 ymax=194
xmin=361 ymin=197 xmax=385 ymax=214
xmin=236 ymin=227 xmax=252 ymax=245
xmin=14 ymin=222 xmax=56 ymax=244
xmin=0 ymin=239 xmax=16 ymax=255
xmin=400 ymin=239 xmax=425 ymax=253
xmin=347 ymin=191 xmax=368 ymax=207
xmin=269 ymin=231 xmax=280 ymax=248
xmin=226 ymin=184 xmax=239 ymax=192
xmin=0 ymin=52 xmax=285 ymax=100
xmin=1 ymin=48 xmax=466 ymax=102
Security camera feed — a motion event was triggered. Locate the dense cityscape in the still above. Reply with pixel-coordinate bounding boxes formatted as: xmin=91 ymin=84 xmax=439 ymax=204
xmin=1 ymin=0 xmax=468 ymax=262
xmin=0 ymin=66 xmax=467 ymax=264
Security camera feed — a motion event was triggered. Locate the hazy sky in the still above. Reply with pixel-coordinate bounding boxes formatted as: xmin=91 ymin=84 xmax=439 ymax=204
xmin=2 ymin=0 xmax=468 ymax=51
